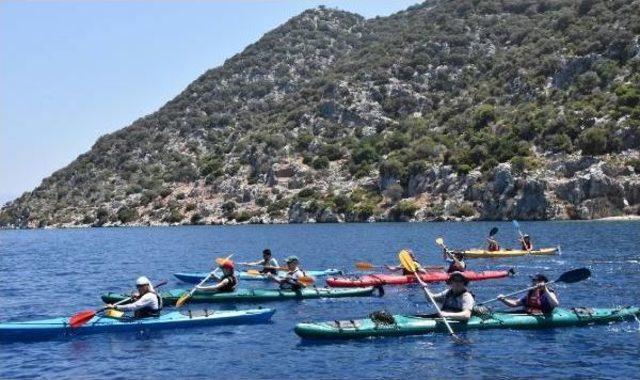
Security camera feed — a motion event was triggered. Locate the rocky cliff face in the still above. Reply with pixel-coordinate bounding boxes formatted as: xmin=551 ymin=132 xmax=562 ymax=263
xmin=1 ymin=0 xmax=639 ymax=228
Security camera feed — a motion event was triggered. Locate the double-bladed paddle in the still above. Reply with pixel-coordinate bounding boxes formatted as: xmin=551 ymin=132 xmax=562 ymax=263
xmin=176 ymin=254 xmax=234 ymax=307
xmin=478 ymin=268 xmax=591 ymax=305
xmin=398 ymin=249 xmax=468 ymax=344
xmin=69 ymin=280 xmax=168 ymax=328
xmin=512 ymin=220 xmax=530 ymax=252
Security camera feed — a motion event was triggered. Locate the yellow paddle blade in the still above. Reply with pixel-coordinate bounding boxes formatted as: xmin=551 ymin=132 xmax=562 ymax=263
xmin=355 ymin=262 xmax=375 ymax=270
xmin=246 ymin=269 xmax=261 ymax=276
xmin=435 ymin=237 xmax=445 ymax=247
xmin=297 ymin=276 xmax=315 ymax=286
xmin=175 ymin=293 xmax=190 ymax=308
xmin=398 ymin=249 xmax=418 ymax=273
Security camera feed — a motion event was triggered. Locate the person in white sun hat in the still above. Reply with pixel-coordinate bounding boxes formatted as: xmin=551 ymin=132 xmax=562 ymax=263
xmin=106 ymin=276 xmax=163 ymax=318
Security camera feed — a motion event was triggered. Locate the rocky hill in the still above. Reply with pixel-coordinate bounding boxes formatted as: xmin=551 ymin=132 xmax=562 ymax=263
xmin=2 ymin=0 xmax=640 ymax=228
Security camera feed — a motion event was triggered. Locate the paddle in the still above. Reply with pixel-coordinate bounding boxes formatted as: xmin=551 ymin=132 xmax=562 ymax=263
xmin=356 ymin=261 xmax=444 ymax=271
xmin=512 ymin=220 xmax=529 ymax=252
xmin=176 ymin=254 xmax=234 ymax=307
xmin=435 ymin=237 xmax=464 ymax=268
xmin=398 ymin=249 xmax=467 ymax=343
xmin=69 ymin=280 xmax=168 ymax=328
xmin=478 ymin=268 xmax=591 ymax=305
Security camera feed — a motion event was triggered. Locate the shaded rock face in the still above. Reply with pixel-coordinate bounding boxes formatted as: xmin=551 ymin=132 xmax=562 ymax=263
xmin=395 ymin=155 xmax=640 ymax=223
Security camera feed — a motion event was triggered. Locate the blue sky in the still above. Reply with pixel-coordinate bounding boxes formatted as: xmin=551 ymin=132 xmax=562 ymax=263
xmin=0 ymin=0 xmax=419 ymax=204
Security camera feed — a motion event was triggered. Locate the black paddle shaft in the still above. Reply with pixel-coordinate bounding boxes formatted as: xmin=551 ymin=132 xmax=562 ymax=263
xmin=479 ymin=268 xmax=591 ymax=305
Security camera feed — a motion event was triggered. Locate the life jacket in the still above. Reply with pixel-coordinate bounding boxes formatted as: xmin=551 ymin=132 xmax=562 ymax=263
xmin=447 ymin=261 xmax=466 ymax=273
xmin=441 ymin=289 xmax=473 ymax=312
xmin=487 ymin=240 xmax=500 ymax=251
xmin=134 ymin=291 xmax=162 ymax=319
xmin=521 ymin=240 xmax=533 ymax=251
xmin=216 ymin=273 xmax=238 ymax=293
xmin=281 ymin=268 xmax=306 ymax=291
xmin=524 ymin=288 xmax=554 ymax=315
xmin=259 ymin=258 xmax=278 ymax=275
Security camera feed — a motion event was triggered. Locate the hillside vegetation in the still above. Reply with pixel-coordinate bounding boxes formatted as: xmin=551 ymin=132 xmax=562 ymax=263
xmin=2 ymin=0 xmax=640 ymax=228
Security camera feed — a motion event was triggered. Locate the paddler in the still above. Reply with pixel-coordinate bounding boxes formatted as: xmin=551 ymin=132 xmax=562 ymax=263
xmin=106 ymin=276 xmax=162 ymax=318
xmin=486 ymin=236 xmax=500 ymax=251
xmin=444 ymin=250 xmax=466 ymax=273
xmin=431 ymin=271 xmax=475 ymax=321
xmin=196 ymin=259 xmax=238 ymax=293
xmin=386 ymin=250 xmax=427 ymax=275
xmin=267 ymin=255 xmax=306 ymax=290
xmin=497 ymin=274 xmax=559 ymax=315
xmin=240 ymin=249 xmax=279 ymax=275
xmin=519 ymin=234 xmax=533 ymax=251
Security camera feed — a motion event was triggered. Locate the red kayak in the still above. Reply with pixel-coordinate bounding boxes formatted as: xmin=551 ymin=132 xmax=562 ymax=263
xmin=326 ymin=270 xmax=513 ymax=287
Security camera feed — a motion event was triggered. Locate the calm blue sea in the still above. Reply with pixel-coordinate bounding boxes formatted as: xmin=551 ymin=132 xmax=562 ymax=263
xmin=1 ymin=221 xmax=639 ymax=379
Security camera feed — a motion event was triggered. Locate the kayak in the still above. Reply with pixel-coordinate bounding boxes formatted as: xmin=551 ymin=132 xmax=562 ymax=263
xmin=325 ymin=270 xmax=513 ymax=287
xmin=294 ymin=307 xmax=639 ymax=340
xmin=174 ymin=268 xmax=342 ymax=284
xmin=101 ymin=286 xmax=377 ymax=305
xmin=462 ymin=247 xmax=559 ymax=258
xmin=0 ymin=308 xmax=275 ymax=342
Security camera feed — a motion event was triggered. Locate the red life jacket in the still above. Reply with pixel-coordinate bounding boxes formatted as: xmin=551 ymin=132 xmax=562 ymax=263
xmin=521 ymin=241 xmax=533 ymax=250
xmin=487 ymin=241 xmax=500 ymax=251
xmin=524 ymin=288 xmax=554 ymax=315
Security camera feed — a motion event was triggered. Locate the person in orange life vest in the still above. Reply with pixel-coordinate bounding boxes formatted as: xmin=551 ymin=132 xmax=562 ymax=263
xmin=385 ymin=250 xmax=427 ymax=275
xmin=519 ymin=234 xmax=533 ymax=251
xmin=444 ymin=251 xmax=466 ymax=273
xmin=486 ymin=236 xmax=500 ymax=251
xmin=196 ymin=259 xmax=238 ymax=293
xmin=497 ymin=274 xmax=559 ymax=315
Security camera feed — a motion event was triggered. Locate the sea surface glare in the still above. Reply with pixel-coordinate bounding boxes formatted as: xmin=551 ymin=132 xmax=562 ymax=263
xmin=1 ymin=221 xmax=639 ymax=379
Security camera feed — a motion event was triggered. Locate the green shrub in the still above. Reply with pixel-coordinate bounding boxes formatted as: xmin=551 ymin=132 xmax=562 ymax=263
xmin=472 ymin=104 xmax=496 ymax=129
xmin=389 ymin=200 xmax=419 ymax=220
xmin=456 ymin=164 xmax=472 ymax=176
xmin=578 ymin=127 xmax=609 ymax=155
xmin=321 ymin=144 xmax=343 ymax=161
xmin=116 ymin=206 xmax=138 ymax=223
xmin=221 ymin=201 xmax=237 ymax=215
xmin=312 ymin=156 xmax=330 ymax=169
xmin=235 ymin=210 xmax=252 ymax=222
xmin=200 ymin=156 xmax=223 ymax=177
xmin=190 ymin=213 xmax=202 ymax=224
xmin=164 ymin=208 xmax=183 ymax=223
xmin=297 ymin=187 xmax=317 ymax=199
xmin=455 ymin=203 xmax=476 ymax=218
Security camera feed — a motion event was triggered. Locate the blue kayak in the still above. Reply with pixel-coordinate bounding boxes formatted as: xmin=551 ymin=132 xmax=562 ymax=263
xmin=174 ymin=268 xmax=343 ymax=284
xmin=0 ymin=308 xmax=275 ymax=342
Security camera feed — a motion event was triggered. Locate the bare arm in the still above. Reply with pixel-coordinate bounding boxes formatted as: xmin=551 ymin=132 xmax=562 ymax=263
xmin=439 ymin=310 xmax=471 ymax=320
xmin=197 ymin=277 xmax=231 ymax=291
xmin=497 ymin=295 xmax=522 ymax=308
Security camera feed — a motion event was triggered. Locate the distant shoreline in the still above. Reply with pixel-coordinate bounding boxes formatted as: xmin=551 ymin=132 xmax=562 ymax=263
xmin=2 ymin=216 xmax=639 ymax=231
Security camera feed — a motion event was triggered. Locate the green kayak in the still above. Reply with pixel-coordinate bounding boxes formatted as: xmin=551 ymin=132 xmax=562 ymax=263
xmin=102 ymin=286 xmax=377 ymax=305
xmin=294 ymin=307 xmax=640 ymax=340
